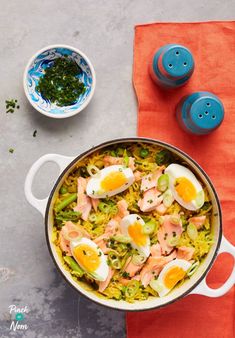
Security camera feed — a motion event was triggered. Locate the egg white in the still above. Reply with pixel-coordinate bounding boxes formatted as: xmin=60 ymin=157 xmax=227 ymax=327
xmin=70 ymin=237 xmax=109 ymax=281
xmin=86 ymin=165 xmax=134 ymax=199
xmin=120 ymin=214 xmax=150 ymax=258
xmin=155 ymin=258 xmax=192 ymax=297
xmin=165 ymin=164 xmax=205 ymax=210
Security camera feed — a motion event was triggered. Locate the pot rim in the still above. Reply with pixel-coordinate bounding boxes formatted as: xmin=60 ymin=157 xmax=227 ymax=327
xmin=45 ymin=137 xmax=222 ymax=311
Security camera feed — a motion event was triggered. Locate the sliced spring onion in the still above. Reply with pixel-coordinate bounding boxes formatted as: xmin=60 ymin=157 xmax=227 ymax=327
xmin=112 ymin=234 xmax=132 ymax=244
xmin=121 ymin=252 xmax=132 ymax=268
xmin=195 ymin=190 xmax=205 ymax=208
xmin=163 ymin=189 xmax=174 ymax=208
xmin=59 ymin=186 xmax=68 ymax=194
xmin=88 ymin=213 xmax=97 ymax=223
xmin=167 ymin=235 xmax=180 ymax=247
xmin=132 ymin=254 xmax=146 ymax=265
xmin=111 ymin=258 xmax=122 ymax=269
xmin=63 ymin=256 xmax=84 ymax=277
xmin=125 ymin=280 xmax=139 ymax=298
xmin=123 ymin=156 xmax=129 ymax=167
xmin=54 ymin=193 xmax=77 ymax=213
xmin=123 ymin=149 xmax=129 ymax=167
xmin=159 ymin=216 xmax=164 ymax=225
xmin=149 ymin=279 xmax=164 ymax=294
xmin=139 ymin=148 xmax=149 ymax=158
xmin=108 ymin=251 xmax=122 ymax=270
xmin=187 ymin=261 xmax=199 ymax=277
xmin=170 ymin=214 xmax=181 ymax=225
xmin=187 ymin=223 xmax=198 ymax=240
xmin=157 ymin=174 xmax=169 ymax=192
xmin=143 ymin=220 xmax=156 ymax=235
xmin=87 ymin=165 xmax=100 ymax=177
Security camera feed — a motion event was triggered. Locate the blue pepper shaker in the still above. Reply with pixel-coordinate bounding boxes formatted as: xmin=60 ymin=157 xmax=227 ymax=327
xmin=176 ymin=91 xmax=224 ymax=135
xmin=149 ymin=44 xmax=195 ymax=88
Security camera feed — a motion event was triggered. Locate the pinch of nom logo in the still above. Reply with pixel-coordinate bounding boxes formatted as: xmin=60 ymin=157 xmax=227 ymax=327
xmin=9 ymin=305 xmax=29 ymax=331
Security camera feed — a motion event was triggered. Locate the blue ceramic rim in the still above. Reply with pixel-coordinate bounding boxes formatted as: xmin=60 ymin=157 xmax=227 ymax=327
xmin=23 ymin=44 xmax=96 ymax=119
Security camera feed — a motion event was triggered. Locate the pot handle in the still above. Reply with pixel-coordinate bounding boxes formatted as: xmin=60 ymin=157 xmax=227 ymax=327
xmin=24 ymin=154 xmax=75 ymax=216
xmin=190 ymin=235 xmax=235 ymax=297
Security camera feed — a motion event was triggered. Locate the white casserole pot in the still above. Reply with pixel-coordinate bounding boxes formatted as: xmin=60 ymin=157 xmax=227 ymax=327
xmin=24 ymin=138 xmax=235 ymax=311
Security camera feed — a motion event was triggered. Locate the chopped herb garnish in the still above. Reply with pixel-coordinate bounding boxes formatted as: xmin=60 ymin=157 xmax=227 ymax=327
xmin=172 ymin=231 xmax=176 ymax=237
xmin=33 ymin=130 xmax=37 ymax=137
xmin=36 ymin=57 xmax=85 ymax=106
xmin=147 ymin=199 xmax=153 ymax=204
xmin=83 ymin=250 xmax=86 ymax=255
xmin=122 ymin=271 xmax=130 ymax=278
xmin=5 ymin=99 xmax=19 ymax=113
xmin=98 ymin=252 xmax=102 ymax=256
xmin=9 ymin=148 xmax=14 ymax=153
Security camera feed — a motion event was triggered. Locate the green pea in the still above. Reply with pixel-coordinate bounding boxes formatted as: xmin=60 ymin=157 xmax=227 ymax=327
xmin=60 ymin=186 xmax=68 ymax=194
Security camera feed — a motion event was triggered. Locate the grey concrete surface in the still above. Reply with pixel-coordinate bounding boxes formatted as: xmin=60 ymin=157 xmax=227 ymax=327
xmin=0 ymin=0 xmax=234 ymax=337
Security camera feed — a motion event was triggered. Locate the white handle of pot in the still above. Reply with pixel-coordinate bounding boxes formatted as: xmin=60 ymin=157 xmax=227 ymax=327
xmin=24 ymin=154 xmax=75 ymax=216
xmin=190 ymin=235 xmax=235 ymax=297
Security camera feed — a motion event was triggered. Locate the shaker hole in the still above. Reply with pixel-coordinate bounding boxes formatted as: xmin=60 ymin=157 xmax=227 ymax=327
xmin=198 ymin=114 xmax=203 ymax=118
xmin=212 ymin=115 xmax=216 ymax=119
xmin=206 ymin=102 xmax=211 ymax=107
xmin=205 ymin=111 xmax=209 ymax=115
xmin=169 ymin=64 xmax=173 ymax=68
xmin=183 ymin=62 xmax=187 ymax=66
xmin=176 ymin=51 xmax=179 ymax=55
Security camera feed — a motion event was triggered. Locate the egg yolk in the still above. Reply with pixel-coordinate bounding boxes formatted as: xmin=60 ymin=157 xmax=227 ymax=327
xmin=175 ymin=177 xmax=197 ymax=202
xmin=73 ymin=244 xmax=100 ymax=273
xmin=101 ymin=171 xmax=127 ymax=192
xmin=164 ymin=266 xmax=186 ymax=289
xmin=128 ymin=222 xmax=147 ymax=246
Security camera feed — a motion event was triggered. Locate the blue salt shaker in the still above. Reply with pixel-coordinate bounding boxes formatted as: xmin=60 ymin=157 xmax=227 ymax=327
xmin=149 ymin=44 xmax=195 ymax=88
xmin=176 ymin=92 xmax=224 ymax=135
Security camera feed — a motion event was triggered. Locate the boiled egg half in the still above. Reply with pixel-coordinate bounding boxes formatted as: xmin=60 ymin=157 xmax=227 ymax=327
xmin=151 ymin=258 xmax=191 ymax=297
xmin=165 ymin=164 xmax=205 ymax=210
xmin=86 ymin=165 xmax=134 ymax=199
xmin=70 ymin=237 xmax=109 ymax=281
xmin=120 ymin=214 xmax=150 ymax=258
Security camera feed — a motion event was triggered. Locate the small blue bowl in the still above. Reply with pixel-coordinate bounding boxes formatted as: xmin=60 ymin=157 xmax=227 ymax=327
xmin=23 ymin=45 xmax=96 ymax=118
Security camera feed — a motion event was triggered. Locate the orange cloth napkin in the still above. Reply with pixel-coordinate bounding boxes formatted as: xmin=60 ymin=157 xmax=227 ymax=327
xmin=127 ymin=21 xmax=235 ymax=338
